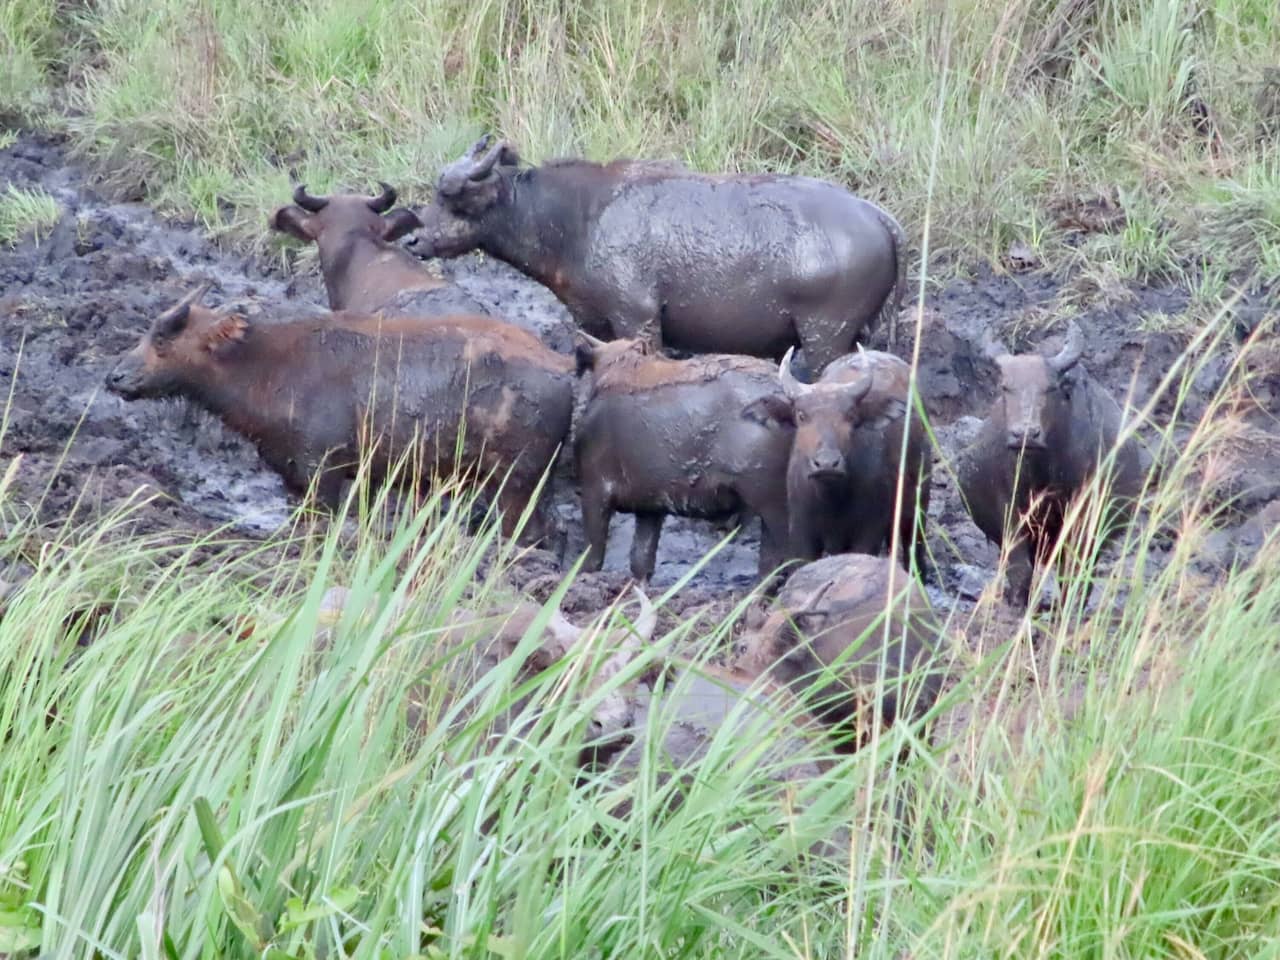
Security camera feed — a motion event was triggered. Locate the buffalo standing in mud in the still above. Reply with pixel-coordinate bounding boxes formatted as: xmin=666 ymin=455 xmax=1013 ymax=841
xmin=748 ymin=347 xmax=933 ymax=574
xmin=104 ymin=284 xmax=575 ymax=546
xmin=739 ymin=552 xmax=947 ymax=752
xmin=269 ymin=182 xmax=487 ymax=317
xmin=957 ymin=322 xmax=1147 ymax=608
xmin=573 ymin=335 xmax=794 ymax=585
xmin=407 ymin=136 xmax=910 ymax=369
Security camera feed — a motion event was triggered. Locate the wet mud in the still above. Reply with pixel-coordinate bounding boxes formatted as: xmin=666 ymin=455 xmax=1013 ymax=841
xmin=2 ymin=131 xmax=1278 ymax=635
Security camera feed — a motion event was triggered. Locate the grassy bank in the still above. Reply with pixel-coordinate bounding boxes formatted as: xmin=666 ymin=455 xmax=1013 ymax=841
xmin=2 ymin=0 xmax=1279 ymax=284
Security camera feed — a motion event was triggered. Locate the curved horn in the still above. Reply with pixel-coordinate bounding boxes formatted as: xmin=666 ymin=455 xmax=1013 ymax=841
xmin=779 ymin=346 xmax=805 ymax=399
xmin=578 ymin=330 xmax=608 ymax=349
xmin=845 ymin=373 xmax=873 ymax=405
xmin=1048 ymin=321 xmax=1084 ymax=374
xmin=630 ymin=587 xmax=656 ymax=643
xmin=367 ymin=180 xmax=397 ymax=213
xmin=292 ymin=183 xmax=328 ymax=213
xmin=468 ymin=139 xmax=510 ymax=181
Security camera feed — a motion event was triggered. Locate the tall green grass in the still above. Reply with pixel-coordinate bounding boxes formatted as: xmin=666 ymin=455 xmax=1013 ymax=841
xmin=6 ymin=0 xmax=1278 ymax=282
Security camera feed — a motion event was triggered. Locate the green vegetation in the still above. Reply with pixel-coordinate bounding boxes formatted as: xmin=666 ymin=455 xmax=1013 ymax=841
xmin=0 ymin=183 xmax=60 ymax=246
xmin=2 ymin=0 xmax=1278 ymax=282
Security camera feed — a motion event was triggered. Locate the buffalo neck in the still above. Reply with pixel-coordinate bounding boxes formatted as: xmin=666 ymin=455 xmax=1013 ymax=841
xmin=178 ymin=329 xmax=310 ymax=441
xmin=319 ymin=234 xmax=412 ymax=310
xmin=478 ymin=170 xmax=588 ymax=286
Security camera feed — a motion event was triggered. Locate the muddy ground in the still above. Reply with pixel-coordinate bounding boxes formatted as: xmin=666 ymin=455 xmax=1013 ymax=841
xmin=2 ymin=130 xmax=1278 ymax=640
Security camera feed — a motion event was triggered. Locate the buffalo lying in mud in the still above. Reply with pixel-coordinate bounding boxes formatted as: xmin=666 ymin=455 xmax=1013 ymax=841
xmin=740 ymin=553 xmax=947 ymax=753
xmin=269 ymin=182 xmax=487 ymax=317
xmin=313 ymin=585 xmax=657 ymax=767
xmin=406 ymin=136 xmax=910 ymax=369
xmin=957 ymin=322 xmax=1147 ymax=609
xmin=748 ymin=347 xmax=933 ymax=575
xmin=104 ymin=284 xmax=575 ymax=546
xmin=573 ymin=334 xmax=794 ymax=585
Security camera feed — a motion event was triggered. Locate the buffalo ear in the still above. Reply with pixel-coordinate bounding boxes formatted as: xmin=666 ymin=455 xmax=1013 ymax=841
xmin=269 ymin=205 xmax=315 ymax=242
xmin=742 ymin=394 xmax=795 ymax=427
xmin=381 ymin=207 xmax=423 ymax=242
xmin=498 ymin=144 xmax=522 ymax=167
xmin=204 ymin=313 xmax=249 ymax=354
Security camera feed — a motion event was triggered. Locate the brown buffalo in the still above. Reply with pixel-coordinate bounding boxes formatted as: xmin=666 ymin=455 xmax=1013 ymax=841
xmin=406 ymin=136 xmax=910 ymax=368
xmin=739 ymin=552 xmax=947 ymax=753
xmin=957 ymin=322 xmax=1147 ymax=608
xmin=748 ymin=347 xmax=932 ymax=575
xmin=573 ymin=335 xmax=794 ymax=584
xmin=269 ymin=182 xmax=487 ymax=317
xmin=104 ymin=283 xmax=575 ymax=546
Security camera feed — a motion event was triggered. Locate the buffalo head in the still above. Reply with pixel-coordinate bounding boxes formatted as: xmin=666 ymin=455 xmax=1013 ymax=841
xmin=572 ymin=331 xmax=651 ymax=377
xmin=743 ymin=348 xmax=873 ymax=484
xmin=405 ymin=135 xmax=521 ymax=259
xmin=268 ymin=182 xmax=423 ymax=248
xmin=105 ymin=282 xmax=248 ymax=401
xmin=994 ymin=322 xmax=1084 ymax=451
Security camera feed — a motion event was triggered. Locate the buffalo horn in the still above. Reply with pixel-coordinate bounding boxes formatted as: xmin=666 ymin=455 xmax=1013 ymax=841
xmin=468 ymin=138 xmax=510 ymax=181
xmin=367 ymin=180 xmax=397 ymax=213
xmin=779 ymin=346 xmax=805 ymax=399
xmin=1048 ymin=321 xmax=1084 ymax=374
xmin=292 ymin=184 xmax=328 ymax=213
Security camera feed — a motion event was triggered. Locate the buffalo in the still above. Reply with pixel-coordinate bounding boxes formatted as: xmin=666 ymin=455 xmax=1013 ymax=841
xmin=104 ymin=283 xmax=575 ymax=546
xmin=406 ymin=136 xmax=910 ymax=369
xmin=957 ymin=322 xmax=1147 ymax=608
xmin=573 ymin=335 xmax=794 ymax=584
xmin=739 ymin=552 xmax=947 ymax=753
xmin=747 ymin=347 xmax=933 ymax=575
xmin=269 ymin=182 xmax=486 ymax=317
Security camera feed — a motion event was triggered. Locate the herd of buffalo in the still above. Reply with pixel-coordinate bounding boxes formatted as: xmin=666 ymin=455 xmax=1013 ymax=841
xmin=101 ymin=134 xmax=1152 ymax=762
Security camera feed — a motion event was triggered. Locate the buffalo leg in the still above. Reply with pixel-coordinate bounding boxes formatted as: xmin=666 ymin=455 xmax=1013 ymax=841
xmin=1002 ymin=538 xmax=1035 ymax=610
xmin=756 ymin=510 xmax=791 ymax=594
xmin=581 ymin=484 xmax=613 ymax=572
xmin=629 ymin=511 xmax=664 ymax=582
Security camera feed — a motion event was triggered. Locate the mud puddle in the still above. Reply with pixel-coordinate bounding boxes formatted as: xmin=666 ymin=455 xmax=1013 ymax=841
xmin=2 ymin=130 xmax=1277 ymax=631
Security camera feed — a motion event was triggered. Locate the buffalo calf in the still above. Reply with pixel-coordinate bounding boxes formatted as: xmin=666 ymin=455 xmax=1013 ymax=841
xmin=739 ymin=553 xmax=947 ymax=753
xmin=957 ymin=322 xmax=1147 ymax=608
xmin=269 ymin=182 xmax=487 ymax=317
xmin=748 ymin=347 xmax=933 ymax=575
xmin=105 ymin=284 xmax=574 ymax=546
xmin=573 ymin=335 xmax=794 ymax=584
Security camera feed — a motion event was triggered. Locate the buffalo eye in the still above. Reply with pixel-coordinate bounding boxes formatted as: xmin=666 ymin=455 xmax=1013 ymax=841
xmin=795 ymin=410 xmax=808 ymax=424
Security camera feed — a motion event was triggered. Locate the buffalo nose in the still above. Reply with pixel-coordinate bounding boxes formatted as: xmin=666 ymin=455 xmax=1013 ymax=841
xmin=808 ymin=451 xmax=845 ymax=475
xmin=1007 ymin=426 xmax=1044 ymax=448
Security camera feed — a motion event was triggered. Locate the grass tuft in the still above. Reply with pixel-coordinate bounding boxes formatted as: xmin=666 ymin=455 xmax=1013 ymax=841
xmin=0 ymin=183 xmax=60 ymax=246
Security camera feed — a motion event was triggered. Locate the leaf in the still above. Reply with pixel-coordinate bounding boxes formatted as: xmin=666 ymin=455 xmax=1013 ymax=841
xmin=0 ymin=907 xmax=41 ymax=953
xmin=193 ymin=796 xmax=225 ymax=863
xmin=217 ymin=865 xmax=266 ymax=949
xmin=279 ymin=887 xmax=361 ymax=931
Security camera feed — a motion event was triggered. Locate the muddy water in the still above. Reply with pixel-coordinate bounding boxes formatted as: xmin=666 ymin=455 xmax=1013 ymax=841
xmin=3 ymin=130 xmax=1277 ymax=626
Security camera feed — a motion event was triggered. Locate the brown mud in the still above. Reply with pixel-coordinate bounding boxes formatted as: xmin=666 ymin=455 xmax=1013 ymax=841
xmin=2 ymin=130 xmax=1277 ymax=636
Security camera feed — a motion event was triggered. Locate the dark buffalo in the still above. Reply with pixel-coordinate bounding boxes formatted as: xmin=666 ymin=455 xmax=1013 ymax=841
xmin=739 ymin=552 xmax=947 ymax=752
xmin=104 ymin=283 xmax=575 ymax=546
xmin=748 ymin=347 xmax=933 ymax=574
xmin=269 ymin=182 xmax=487 ymax=317
xmin=573 ymin=334 xmax=795 ymax=585
xmin=406 ymin=136 xmax=910 ymax=369
xmin=957 ymin=322 xmax=1147 ymax=608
